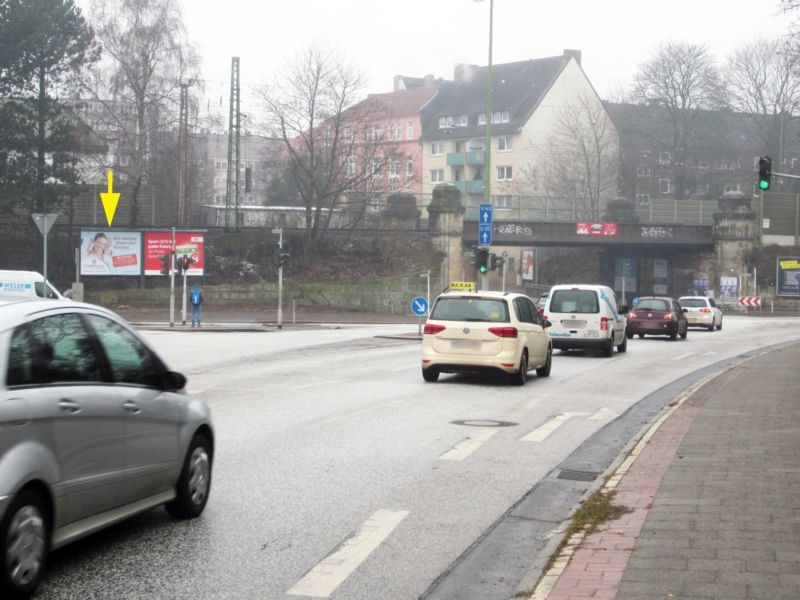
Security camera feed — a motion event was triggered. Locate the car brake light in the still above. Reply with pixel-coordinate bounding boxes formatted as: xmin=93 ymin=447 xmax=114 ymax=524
xmin=700 ymin=308 xmax=711 ymax=313
xmin=664 ymin=313 xmax=673 ymax=320
xmin=423 ymin=323 xmax=446 ymax=335
xmin=628 ymin=311 xmax=637 ymax=319
xmin=488 ymin=326 xmax=518 ymax=338
xmin=600 ymin=317 xmax=609 ymax=331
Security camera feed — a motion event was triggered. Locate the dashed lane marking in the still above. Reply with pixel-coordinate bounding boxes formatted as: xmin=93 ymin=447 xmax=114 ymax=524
xmin=519 ymin=412 xmax=590 ymax=443
xmin=439 ymin=429 xmax=497 ymax=460
xmin=286 ymin=509 xmax=409 ymax=598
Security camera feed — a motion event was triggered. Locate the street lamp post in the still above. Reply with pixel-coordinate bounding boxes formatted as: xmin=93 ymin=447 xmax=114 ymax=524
xmin=476 ymin=0 xmax=494 ymax=209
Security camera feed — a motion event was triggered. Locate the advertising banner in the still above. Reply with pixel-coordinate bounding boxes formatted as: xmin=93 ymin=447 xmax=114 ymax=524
xmin=80 ymin=230 xmax=142 ymax=276
xmin=720 ymin=276 xmax=739 ymax=298
xmin=576 ymin=222 xmax=618 ymax=236
xmin=776 ymin=257 xmax=800 ymax=297
xmin=521 ymin=250 xmax=534 ymax=281
xmin=143 ymin=231 xmax=205 ymax=276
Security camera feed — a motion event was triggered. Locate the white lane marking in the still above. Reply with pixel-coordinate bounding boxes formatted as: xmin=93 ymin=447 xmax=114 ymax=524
xmin=520 ymin=412 xmax=590 ymax=443
xmin=439 ymin=429 xmax=497 ymax=460
xmin=287 ymin=509 xmax=409 ymax=598
xmin=673 ymin=352 xmax=696 ymax=360
xmin=588 ymin=407 xmax=618 ymax=422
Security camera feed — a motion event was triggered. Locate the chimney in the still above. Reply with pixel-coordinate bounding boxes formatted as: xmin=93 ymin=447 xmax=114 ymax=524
xmin=454 ymin=63 xmax=479 ymax=84
xmin=563 ymin=49 xmax=581 ymax=66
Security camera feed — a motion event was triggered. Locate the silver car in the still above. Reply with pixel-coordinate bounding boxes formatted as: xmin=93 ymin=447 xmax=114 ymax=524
xmin=0 ymin=299 xmax=213 ymax=598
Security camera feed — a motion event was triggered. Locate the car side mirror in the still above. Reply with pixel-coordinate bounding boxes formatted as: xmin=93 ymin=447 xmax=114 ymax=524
xmin=162 ymin=371 xmax=187 ymax=392
xmin=542 ymin=319 xmax=552 ymax=329
xmin=682 ymin=307 xmax=689 ymax=313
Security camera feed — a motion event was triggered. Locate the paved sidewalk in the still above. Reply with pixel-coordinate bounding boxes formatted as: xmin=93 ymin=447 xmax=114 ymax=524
xmin=532 ymin=342 xmax=800 ymax=600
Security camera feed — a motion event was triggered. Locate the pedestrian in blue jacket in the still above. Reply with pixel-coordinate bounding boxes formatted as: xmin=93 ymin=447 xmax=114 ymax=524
xmin=191 ymin=283 xmax=203 ymax=327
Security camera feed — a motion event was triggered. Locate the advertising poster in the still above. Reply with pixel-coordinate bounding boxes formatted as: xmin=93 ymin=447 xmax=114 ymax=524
xmin=576 ymin=222 xmax=618 ymax=236
xmin=614 ymin=258 xmax=637 ymax=296
xmin=720 ymin=276 xmax=738 ymax=298
xmin=776 ymin=257 xmax=800 ymax=297
xmin=521 ymin=249 xmax=534 ymax=281
xmin=143 ymin=231 xmax=205 ymax=276
xmin=80 ymin=230 xmax=142 ymax=276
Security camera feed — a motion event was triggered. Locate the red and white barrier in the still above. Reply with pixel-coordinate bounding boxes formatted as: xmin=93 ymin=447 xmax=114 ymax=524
xmin=738 ymin=296 xmax=761 ymax=307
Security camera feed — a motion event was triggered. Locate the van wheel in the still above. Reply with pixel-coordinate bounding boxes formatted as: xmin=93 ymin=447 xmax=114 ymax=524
xmin=617 ymin=334 xmax=628 ymax=353
xmin=511 ymin=351 xmax=528 ymax=386
xmin=602 ymin=338 xmax=614 ymax=357
xmin=422 ymin=368 xmax=439 ymax=382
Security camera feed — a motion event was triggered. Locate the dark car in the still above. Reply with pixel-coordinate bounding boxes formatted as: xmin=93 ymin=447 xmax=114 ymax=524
xmin=626 ymin=296 xmax=688 ymax=340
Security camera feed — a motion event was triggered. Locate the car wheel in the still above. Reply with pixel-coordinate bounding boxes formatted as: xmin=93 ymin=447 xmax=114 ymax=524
xmin=422 ymin=368 xmax=439 ymax=383
xmin=512 ymin=350 xmax=528 ymax=386
xmin=670 ymin=329 xmax=678 ymax=340
xmin=680 ymin=325 xmax=688 ymax=340
xmin=717 ymin=319 xmax=723 ymax=331
xmin=167 ymin=433 xmax=212 ymax=519
xmin=0 ymin=489 xmax=49 ymax=599
xmin=536 ymin=346 xmax=552 ymax=377
xmin=626 ymin=331 xmax=633 ymax=340
xmin=707 ymin=322 xmax=715 ymax=332
xmin=617 ymin=333 xmax=628 ymax=353
xmin=638 ymin=334 xmax=645 ymax=339
xmin=602 ymin=337 xmax=614 ymax=357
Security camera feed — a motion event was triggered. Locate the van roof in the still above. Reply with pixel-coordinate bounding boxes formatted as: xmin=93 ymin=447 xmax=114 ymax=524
xmin=0 ymin=270 xmax=46 ymax=279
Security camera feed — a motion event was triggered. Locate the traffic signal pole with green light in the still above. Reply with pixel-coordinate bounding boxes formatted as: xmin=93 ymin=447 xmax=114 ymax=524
xmin=754 ymin=155 xmax=800 ymax=242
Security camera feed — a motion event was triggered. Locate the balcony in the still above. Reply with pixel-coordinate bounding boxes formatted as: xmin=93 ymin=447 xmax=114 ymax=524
xmin=446 ymin=150 xmax=485 ymax=166
xmin=452 ymin=180 xmax=485 ymax=195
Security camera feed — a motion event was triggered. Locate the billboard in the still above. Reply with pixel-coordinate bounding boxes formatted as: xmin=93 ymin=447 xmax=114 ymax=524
xmin=576 ymin=222 xmax=618 ymax=236
xmin=776 ymin=257 xmax=800 ymax=297
xmin=80 ymin=230 xmax=142 ymax=276
xmin=521 ymin=250 xmax=534 ymax=281
xmin=143 ymin=231 xmax=205 ymax=276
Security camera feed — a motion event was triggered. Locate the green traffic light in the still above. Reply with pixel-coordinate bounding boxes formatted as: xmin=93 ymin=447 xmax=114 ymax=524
xmin=759 ymin=180 xmax=770 ymax=190
xmin=479 ymin=265 xmax=488 ymax=274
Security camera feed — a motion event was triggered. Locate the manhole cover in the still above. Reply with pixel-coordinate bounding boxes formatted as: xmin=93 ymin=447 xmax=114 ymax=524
xmin=557 ymin=469 xmax=599 ymax=482
xmin=450 ymin=419 xmax=518 ymax=428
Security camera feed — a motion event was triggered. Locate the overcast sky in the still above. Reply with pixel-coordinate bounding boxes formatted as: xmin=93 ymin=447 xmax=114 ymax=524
xmin=80 ymin=0 xmax=795 ymax=117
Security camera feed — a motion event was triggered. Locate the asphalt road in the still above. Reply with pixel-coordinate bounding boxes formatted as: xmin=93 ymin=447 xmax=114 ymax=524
xmin=32 ymin=316 xmax=800 ymax=599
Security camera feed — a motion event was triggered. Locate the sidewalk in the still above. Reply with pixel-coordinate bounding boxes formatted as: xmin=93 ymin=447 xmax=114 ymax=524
xmin=531 ymin=342 xmax=800 ymax=600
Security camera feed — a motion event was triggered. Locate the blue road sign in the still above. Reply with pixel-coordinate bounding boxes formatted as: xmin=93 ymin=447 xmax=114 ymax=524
xmin=480 ymin=203 xmax=493 ymax=224
xmin=411 ymin=296 xmax=429 ymax=316
xmin=479 ymin=223 xmax=492 ymax=246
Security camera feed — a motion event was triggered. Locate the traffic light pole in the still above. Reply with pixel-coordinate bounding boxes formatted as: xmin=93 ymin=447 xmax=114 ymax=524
xmin=275 ymin=227 xmax=284 ymax=330
xmin=169 ymin=227 xmax=176 ymax=327
xmin=181 ymin=267 xmax=188 ymax=326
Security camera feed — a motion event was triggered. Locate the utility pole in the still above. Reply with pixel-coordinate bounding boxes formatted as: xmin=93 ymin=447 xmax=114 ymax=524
xmin=226 ymin=57 xmax=241 ymax=231
xmin=177 ymin=81 xmax=192 ymax=226
xmin=274 ymin=227 xmax=284 ymax=329
xmin=169 ymin=227 xmax=176 ymax=327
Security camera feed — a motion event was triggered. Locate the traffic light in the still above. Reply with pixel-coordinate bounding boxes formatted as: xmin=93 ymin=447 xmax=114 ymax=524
xmin=475 ymin=248 xmax=490 ymax=275
xmin=159 ymin=253 xmax=173 ymax=276
xmin=490 ymin=253 xmax=505 ymax=271
xmin=179 ymin=256 xmax=195 ymax=273
xmin=277 ymin=251 xmax=290 ymax=268
xmin=758 ymin=156 xmax=771 ymax=191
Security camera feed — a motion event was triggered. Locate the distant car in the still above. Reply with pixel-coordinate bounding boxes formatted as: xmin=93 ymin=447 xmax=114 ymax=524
xmin=535 ymin=293 xmax=548 ymax=314
xmin=0 ymin=299 xmax=214 ymax=598
xmin=678 ymin=296 xmax=723 ymax=331
xmin=421 ymin=290 xmax=552 ymax=385
xmin=626 ymin=296 xmax=688 ymax=340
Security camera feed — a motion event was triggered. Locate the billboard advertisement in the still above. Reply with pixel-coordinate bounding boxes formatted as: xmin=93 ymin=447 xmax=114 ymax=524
xmin=80 ymin=230 xmax=142 ymax=276
xmin=521 ymin=250 xmax=534 ymax=281
xmin=776 ymin=257 xmax=800 ymax=297
xmin=576 ymin=222 xmax=618 ymax=236
xmin=143 ymin=231 xmax=205 ymax=276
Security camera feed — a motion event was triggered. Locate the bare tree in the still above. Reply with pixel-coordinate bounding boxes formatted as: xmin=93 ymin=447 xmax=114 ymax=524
xmin=259 ymin=45 xmax=403 ymax=265
xmin=84 ymin=0 xmax=199 ymax=226
xmin=538 ymin=91 xmax=620 ymax=219
xmin=632 ymin=42 xmax=727 ymax=198
xmin=725 ymin=37 xmax=800 ymax=161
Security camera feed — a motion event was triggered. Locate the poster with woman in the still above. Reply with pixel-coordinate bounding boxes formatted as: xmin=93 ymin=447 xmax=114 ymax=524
xmin=80 ymin=230 xmax=142 ymax=276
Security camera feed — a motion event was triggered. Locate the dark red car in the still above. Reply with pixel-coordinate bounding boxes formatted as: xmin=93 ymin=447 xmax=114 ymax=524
xmin=626 ymin=296 xmax=688 ymax=340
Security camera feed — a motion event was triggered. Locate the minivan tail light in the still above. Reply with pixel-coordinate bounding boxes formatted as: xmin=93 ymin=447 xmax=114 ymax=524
xmin=423 ymin=323 xmax=446 ymax=335
xmin=488 ymin=326 xmax=518 ymax=338
xmin=600 ymin=316 xmax=609 ymax=331
xmin=700 ymin=308 xmax=711 ymax=313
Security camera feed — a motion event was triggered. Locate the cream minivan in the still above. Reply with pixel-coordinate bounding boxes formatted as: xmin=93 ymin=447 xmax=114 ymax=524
xmin=543 ymin=284 xmax=628 ymax=357
xmin=0 ymin=270 xmax=66 ymax=300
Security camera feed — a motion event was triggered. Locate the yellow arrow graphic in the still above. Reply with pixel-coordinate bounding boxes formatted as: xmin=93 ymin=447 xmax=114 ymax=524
xmin=100 ymin=169 xmax=121 ymax=226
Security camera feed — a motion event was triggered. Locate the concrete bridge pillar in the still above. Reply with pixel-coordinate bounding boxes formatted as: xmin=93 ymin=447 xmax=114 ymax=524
xmin=427 ymin=186 xmax=465 ymax=292
xmin=713 ymin=192 xmax=757 ymax=298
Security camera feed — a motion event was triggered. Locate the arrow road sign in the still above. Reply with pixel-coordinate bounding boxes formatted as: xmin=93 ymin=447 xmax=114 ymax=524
xmin=480 ymin=203 xmax=493 ymax=224
xmin=479 ymin=223 xmax=492 ymax=245
xmin=738 ymin=296 xmax=761 ymax=307
xmin=411 ymin=296 xmax=429 ymax=316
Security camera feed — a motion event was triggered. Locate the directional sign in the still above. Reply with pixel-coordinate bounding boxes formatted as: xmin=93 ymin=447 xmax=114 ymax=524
xmin=100 ymin=170 xmax=121 ymax=226
xmin=480 ymin=203 xmax=493 ymax=224
xmin=478 ymin=223 xmax=492 ymax=245
xmin=411 ymin=296 xmax=429 ymax=316
xmin=31 ymin=213 xmax=58 ymax=236
xmin=738 ymin=296 xmax=761 ymax=307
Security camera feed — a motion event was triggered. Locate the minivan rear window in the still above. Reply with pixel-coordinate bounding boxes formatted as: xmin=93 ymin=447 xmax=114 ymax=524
xmin=430 ymin=297 xmax=509 ymax=322
xmin=549 ymin=290 xmax=599 ymax=314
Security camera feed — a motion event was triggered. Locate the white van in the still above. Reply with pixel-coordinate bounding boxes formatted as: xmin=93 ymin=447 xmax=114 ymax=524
xmin=0 ymin=270 xmax=67 ymax=300
xmin=543 ymin=284 xmax=628 ymax=356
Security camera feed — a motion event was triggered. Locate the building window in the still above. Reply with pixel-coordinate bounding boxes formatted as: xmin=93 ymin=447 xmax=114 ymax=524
xmin=430 ymin=169 xmax=444 ymax=183
xmin=495 ymin=195 xmax=512 ymax=209
xmin=215 ymin=160 xmax=227 ymax=171
xmin=406 ymin=159 xmax=414 ymax=177
xmin=497 ymin=136 xmax=512 ymax=151
xmin=388 ymin=157 xmax=399 ymax=178
xmin=346 ymin=156 xmax=356 ymax=176
xmin=640 ymin=150 xmax=650 ymax=161
xmin=407 ymin=120 xmax=414 ymax=139
xmin=636 ymin=166 xmax=651 ymax=177
xmin=636 ymin=193 xmax=650 ymax=203
xmin=660 ymin=151 xmax=671 ymax=166
xmin=438 ymin=114 xmax=468 ymax=129
xmin=372 ymin=158 xmax=381 ymax=178
xmin=723 ymin=182 xmax=741 ymax=193
xmin=431 ymin=142 xmax=444 ymax=156
xmin=659 ymin=178 xmax=670 ymax=194
xmin=387 ymin=121 xmax=401 ymax=141
xmin=372 ymin=123 xmax=382 ymax=141
xmin=496 ymin=165 xmax=512 ymax=181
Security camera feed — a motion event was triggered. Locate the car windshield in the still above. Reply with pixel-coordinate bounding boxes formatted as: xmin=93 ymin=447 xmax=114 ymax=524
xmin=679 ymin=298 xmax=708 ymax=308
xmin=430 ymin=297 xmax=509 ymax=322
xmin=549 ymin=290 xmax=599 ymax=314
xmin=637 ymin=299 xmax=670 ymax=311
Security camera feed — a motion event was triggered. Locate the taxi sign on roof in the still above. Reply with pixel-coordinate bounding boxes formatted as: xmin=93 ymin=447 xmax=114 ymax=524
xmin=449 ymin=281 xmax=475 ymax=291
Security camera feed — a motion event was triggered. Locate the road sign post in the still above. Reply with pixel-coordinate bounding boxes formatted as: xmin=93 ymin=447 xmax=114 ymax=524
xmin=411 ymin=296 xmax=429 ymax=337
xmin=479 ymin=203 xmax=493 ymax=290
xmin=31 ymin=213 xmax=58 ymax=290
